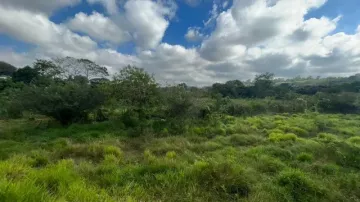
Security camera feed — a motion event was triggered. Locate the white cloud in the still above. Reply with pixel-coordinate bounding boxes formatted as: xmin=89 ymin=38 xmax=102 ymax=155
xmin=87 ymin=0 xmax=119 ymax=14
xmin=0 ymin=0 xmax=81 ymax=15
xmin=185 ymin=27 xmax=204 ymax=42
xmin=0 ymin=6 xmax=97 ymax=58
xmin=69 ymin=0 xmax=176 ymax=49
xmin=67 ymin=12 xmax=130 ymax=44
xmin=222 ymin=1 xmax=229 ymax=8
xmin=0 ymin=49 xmax=35 ymax=68
xmin=138 ymin=43 xmax=213 ymax=85
xmin=183 ymin=0 xmax=202 ymax=7
xmin=124 ymin=0 xmax=175 ymax=49
xmin=2 ymin=0 xmax=360 ymax=86
xmin=204 ymin=3 xmax=219 ymax=27
xmin=198 ymin=0 xmax=360 ymax=78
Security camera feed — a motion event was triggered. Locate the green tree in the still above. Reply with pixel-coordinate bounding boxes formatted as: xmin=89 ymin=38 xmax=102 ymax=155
xmin=113 ymin=66 xmax=159 ymax=111
xmin=211 ymin=80 xmax=245 ymax=98
xmin=254 ymin=72 xmax=275 ymax=98
xmin=34 ymin=59 xmax=62 ymax=78
xmin=19 ymin=82 xmax=105 ymax=125
xmin=12 ymin=66 xmax=39 ymax=84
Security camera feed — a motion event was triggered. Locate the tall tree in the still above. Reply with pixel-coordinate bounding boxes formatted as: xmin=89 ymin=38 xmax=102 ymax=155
xmin=113 ymin=66 xmax=159 ymax=110
xmin=254 ymin=72 xmax=275 ymax=98
xmin=12 ymin=66 xmax=39 ymax=84
xmin=53 ymin=57 xmax=109 ymax=79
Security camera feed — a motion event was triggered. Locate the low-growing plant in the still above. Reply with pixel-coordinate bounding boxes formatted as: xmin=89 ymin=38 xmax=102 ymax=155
xmin=277 ymin=169 xmax=327 ymax=201
xmin=296 ymin=152 xmax=313 ymax=162
xmin=317 ymin=133 xmax=339 ymax=143
xmin=269 ymin=133 xmax=298 ymax=142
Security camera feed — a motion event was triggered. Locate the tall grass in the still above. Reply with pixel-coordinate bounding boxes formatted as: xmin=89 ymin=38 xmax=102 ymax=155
xmin=1 ymin=113 xmax=360 ymax=201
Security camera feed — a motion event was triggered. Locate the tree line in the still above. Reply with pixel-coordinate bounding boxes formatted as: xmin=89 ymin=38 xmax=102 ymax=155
xmin=1 ymin=58 xmax=360 ymax=133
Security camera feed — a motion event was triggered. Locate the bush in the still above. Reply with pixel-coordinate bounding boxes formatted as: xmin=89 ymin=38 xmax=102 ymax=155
xmin=19 ymin=82 xmax=105 ymax=125
xmin=277 ymin=169 xmax=326 ymax=201
xmin=229 ymin=134 xmax=263 ymax=146
xmin=317 ymin=133 xmax=338 ymax=143
xmin=255 ymin=155 xmax=286 ymax=174
xmin=164 ymin=85 xmax=193 ymax=119
xmin=190 ymin=161 xmax=251 ymax=199
xmin=5 ymin=101 xmax=23 ymax=119
xmin=296 ymin=152 xmax=313 ymax=162
xmin=347 ymin=136 xmax=360 ymax=146
xmin=269 ymin=133 xmax=297 ymax=142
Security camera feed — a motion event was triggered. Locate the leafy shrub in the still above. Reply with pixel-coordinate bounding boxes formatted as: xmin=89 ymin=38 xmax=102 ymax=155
xmin=347 ymin=136 xmax=360 ymax=146
xmin=255 ymin=155 xmax=286 ymax=174
xmin=296 ymin=152 xmax=313 ymax=162
xmin=120 ymin=110 xmax=141 ymax=128
xmin=5 ymin=102 xmax=23 ymax=119
xmin=164 ymin=85 xmax=193 ymax=119
xmin=317 ymin=133 xmax=338 ymax=143
xmin=19 ymin=82 xmax=105 ymax=125
xmin=287 ymin=127 xmax=309 ymax=137
xmin=229 ymin=134 xmax=263 ymax=146
xmin=332 ymin=142 xmax=360 ymax=169
xmin=311 ymin=163 xmax=339 ymax=175
xmin=248 ymin=145 xmax=294 ymax=161
xmin=269 ymin=133 xmax=297 ymax=142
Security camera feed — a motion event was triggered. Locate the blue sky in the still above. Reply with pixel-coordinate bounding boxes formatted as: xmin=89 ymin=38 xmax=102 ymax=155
xmin=0 ymin=0 xmax=360 ymax=85
xmin=306 ymin=0 xmax=360 ymax=34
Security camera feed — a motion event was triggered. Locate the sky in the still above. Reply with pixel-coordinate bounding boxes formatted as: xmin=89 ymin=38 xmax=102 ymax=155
xmin=0 ymin=0 xmax=360 ymax=85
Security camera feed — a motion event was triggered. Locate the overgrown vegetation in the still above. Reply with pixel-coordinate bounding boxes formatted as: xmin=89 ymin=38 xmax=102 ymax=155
xmin=1 ymin=58 xmax=360 ymax=201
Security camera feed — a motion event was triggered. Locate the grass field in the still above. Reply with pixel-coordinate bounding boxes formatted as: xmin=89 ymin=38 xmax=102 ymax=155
xmin=1 ymin=113 xmax=360 ymax=201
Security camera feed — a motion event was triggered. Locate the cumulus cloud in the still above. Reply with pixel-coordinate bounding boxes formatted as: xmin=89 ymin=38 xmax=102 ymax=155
xmin=0 ymin=0 xmax=81 ymax=15
xmin=196 ymin=0 xmax=360 ymax=80
xmin=0 ymin=6 xmax=97 ymax=58
xmin=87 ymin=0 xmax=119 ymax=14
xmin=0 ymin=49 xmax=35 ymax=68
xmin=2 ymin=0 xmax=360 ymax=86
xmin=124 ymin=0 xmax=176 ymax=49
xmin=138 ymin=43 xmax=213 ymax=85
xmin=83 ymin=0 xmax=177 ymax=49
xmin=185 ymin=27 xmax=204 ymax=42
xmin=67 ymin=12 xmax=131 ymax=44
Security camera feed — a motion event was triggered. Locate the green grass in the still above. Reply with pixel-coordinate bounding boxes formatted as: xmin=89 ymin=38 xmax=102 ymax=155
xmin=1 ymin=113 xmax=360 ymax=201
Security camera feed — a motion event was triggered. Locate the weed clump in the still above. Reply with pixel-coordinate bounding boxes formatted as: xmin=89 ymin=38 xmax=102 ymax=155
xmin=317 ymin=133 xmax=338 ymax=143
xmin=190 ymin=161 xmax=252 ymax=200
xmin=296 ymin=152 xmax=313 ymax=162
xmin=277 ymin=169 xmax=327 ymax=201
xmin=347 ymin=136 xmax=360 ymax=146
xmin=229 ymin=134 xmax=263 ymax=146
xmin=269 ymin=133 xmax=297 ymax=142
xmin=58 ymin=143 xmax=122 ymax=162
xmin=255 ymin=155 xmax=286 ymax=174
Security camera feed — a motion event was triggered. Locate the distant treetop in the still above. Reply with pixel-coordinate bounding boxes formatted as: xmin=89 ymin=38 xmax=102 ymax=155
xmin=0 ymin=61 xmax=17 ymax=76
